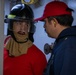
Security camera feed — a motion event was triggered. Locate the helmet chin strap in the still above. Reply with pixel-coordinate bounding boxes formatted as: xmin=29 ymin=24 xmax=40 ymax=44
xmin=16 ymin=38 xmax=29 ymax=43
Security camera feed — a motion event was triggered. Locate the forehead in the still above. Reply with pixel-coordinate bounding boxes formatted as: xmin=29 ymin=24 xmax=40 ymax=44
xmin=13 ymin=19 xmax=30 ymax=22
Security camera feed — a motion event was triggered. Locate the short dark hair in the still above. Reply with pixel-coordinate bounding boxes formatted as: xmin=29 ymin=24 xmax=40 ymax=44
xmin=47 ymin=8 xmax=74 ymax=27
xmin=47 ymin=15 xmax=74 ymax=27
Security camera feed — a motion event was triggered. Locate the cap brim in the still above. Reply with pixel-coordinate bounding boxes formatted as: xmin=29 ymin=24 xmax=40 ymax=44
xmin=34 ymin=16 xmax=45 ymax=22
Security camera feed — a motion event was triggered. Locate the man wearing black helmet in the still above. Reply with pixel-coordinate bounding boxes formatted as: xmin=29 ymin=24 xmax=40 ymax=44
xmin=35 ymin=1 xmax=76 ymax=75
xmin=3 ymin=4 xmax=47 ymax=75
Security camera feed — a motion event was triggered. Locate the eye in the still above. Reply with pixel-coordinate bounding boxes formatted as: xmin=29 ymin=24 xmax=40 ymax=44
xmin=15 ymin=22 xmax=23 ymax=25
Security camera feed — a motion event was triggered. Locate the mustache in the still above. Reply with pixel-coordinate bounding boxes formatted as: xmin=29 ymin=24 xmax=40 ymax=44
xmin=18 ymin=31 xmax=26 ymax=35
xmin=9 ymin=29 xmax=26 ymax=35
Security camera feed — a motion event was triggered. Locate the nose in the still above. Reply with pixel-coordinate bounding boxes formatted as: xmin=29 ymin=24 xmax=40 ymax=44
xmin=20 ymin=22 xmax=26 ymax=32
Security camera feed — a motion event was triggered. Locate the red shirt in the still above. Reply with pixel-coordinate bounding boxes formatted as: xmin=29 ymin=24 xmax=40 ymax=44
xmin=3 ymin=44 xmax=47 ymax=75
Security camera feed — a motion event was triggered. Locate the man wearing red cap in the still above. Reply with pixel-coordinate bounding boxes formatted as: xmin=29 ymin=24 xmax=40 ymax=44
xmin=35 ymin=1 xmax=76 ymax=75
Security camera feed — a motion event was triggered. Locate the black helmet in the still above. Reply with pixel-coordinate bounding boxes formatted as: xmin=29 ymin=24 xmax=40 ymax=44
xmin=5 ymin=4 xmax=35 ymax=42
xmin=9 ymin=4 xmax=34 ymax=21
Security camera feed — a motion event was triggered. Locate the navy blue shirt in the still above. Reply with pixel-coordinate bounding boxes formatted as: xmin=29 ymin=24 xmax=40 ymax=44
xmin=44 ymin=26 xmax=76 ymax=75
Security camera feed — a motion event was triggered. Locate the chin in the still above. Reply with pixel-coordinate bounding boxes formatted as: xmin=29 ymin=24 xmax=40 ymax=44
xmin=47 ymin=34 xmax=53 ymax=38
xmin=47 ymin=33 xmax=50 ymax=37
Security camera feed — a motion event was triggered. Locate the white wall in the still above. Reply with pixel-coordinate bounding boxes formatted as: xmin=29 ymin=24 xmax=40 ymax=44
xmin=4 ymin=0 xmax=10 ymax=35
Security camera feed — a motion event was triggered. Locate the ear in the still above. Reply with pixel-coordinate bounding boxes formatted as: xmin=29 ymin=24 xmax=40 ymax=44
xmin=51 ymin=18 xmax=58 ymax=27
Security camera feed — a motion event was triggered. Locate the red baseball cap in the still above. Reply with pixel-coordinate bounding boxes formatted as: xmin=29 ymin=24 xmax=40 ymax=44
xmin=34 ymin=1 xmax=72 ymax=21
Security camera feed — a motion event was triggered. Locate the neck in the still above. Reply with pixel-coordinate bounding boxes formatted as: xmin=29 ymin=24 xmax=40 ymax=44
xmin=55 ymin=25 xmax=70 ymax=38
